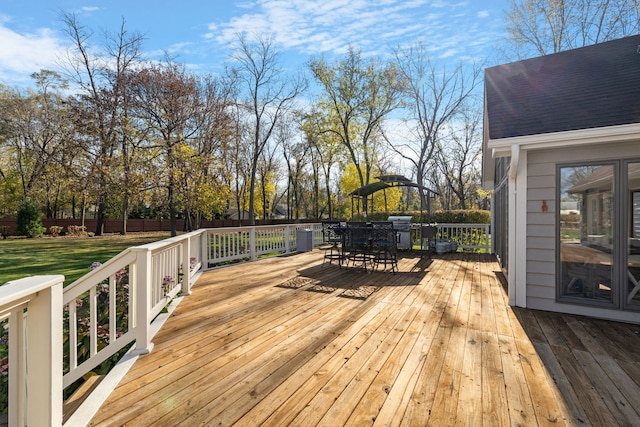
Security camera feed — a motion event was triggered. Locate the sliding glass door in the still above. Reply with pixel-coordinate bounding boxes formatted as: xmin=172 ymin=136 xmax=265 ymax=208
xmin=626 ymin=162 xmax=640 ymax=306
xmin=558 ymin=164 xmax=614 ymax=302
xmin=558 ymin=160 xmax=640 ymax=310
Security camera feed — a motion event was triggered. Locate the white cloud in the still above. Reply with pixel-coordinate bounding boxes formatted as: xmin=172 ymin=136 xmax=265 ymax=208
xmin=477 ymin=10 xmax=490 ymax=18
xmin=0 ymin=24 xmax=63 ymax=84
xmin=207 ymin=0 xmax=499 ymax=65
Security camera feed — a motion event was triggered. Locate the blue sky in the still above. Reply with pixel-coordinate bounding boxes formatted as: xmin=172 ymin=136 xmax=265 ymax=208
xmin=0 ymin=0 xmax=508 ymax=87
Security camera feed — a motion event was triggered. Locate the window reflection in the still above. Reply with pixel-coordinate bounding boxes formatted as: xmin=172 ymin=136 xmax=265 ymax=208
xmin=559 ymin=165 xmax=613 ymax=302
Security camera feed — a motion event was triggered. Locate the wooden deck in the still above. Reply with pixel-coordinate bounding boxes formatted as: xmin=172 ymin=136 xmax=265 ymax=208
xmin=87 ymin=250 xmax=640 ymax=426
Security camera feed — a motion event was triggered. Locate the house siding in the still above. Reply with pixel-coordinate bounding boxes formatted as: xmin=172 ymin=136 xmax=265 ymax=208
xmin=526 ymin=140 xmax=640 ymax=323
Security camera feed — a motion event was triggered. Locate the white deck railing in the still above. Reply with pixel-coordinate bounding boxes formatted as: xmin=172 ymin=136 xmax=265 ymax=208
xmin=1 ymin=221 xmax=486 ymax=425
xmin=2 ymin=223 xmax=322 ymax=426
xmin=0 ymin=275 xmax=64 ymax=426
xmin=432 ymin=223 xmax=491 ymax=252
xmin=207 ymin=223 xmax=322 ymax=264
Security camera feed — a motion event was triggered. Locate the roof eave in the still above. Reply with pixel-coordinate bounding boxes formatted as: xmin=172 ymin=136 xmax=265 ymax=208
xmin=486 ymin=122 xmax=640 ymax=156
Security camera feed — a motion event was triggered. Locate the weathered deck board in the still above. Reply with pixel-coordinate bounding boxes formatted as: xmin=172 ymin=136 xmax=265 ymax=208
xmin=514 ymin=308 xmax=640 ymax=426
xmin=86 ymin=251 xmax=640 ymax=426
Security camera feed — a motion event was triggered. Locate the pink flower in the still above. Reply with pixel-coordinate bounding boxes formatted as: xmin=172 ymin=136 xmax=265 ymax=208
xmin=115 ymin=268 xmax=128 ymax=284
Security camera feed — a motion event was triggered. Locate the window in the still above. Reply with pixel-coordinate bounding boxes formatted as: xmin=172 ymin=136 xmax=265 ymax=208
xmin=558 ymin=164 xmax=614 ymax=303
xmin=626 ymin=163 xmax=640 ymax=306
xmin=558 ymin=161 xmax=640 ymax=310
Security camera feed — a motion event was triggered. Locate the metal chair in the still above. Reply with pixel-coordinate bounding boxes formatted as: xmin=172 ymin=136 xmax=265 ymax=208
xmin=345 ymin=223 xmax=373 ymax=271
xmin=371 ymin=226 xmax=398 ymax=273
xmin=321 ymin=221 xmax=344 ymax=267
xmin=420 ymin=225 xmax=437 ymax=258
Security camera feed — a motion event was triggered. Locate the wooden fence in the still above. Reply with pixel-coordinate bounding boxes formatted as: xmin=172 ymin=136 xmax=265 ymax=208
xmin=0 ymin=218 xmax=319 ymax=236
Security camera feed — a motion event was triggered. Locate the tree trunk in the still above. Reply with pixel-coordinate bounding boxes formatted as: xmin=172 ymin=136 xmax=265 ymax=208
xmin=121 ymin=195 xmax=129 ymax=235
xmin=95 ymin=186 xmax=106 ymax=236
xmin=168 ymin=182 xmax=177 ymax=237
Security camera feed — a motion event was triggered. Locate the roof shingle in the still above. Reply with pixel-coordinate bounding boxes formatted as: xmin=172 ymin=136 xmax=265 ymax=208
xmin=485 ymin=35 xmax=640 ymax=140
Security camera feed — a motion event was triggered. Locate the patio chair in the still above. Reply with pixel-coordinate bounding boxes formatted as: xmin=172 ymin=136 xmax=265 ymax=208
xmin=345 ymin=222 xmax=373 ymax=271
xmin=371 ymin=226 xmax=398 ymax=273
xmin=321 ymin=221 xmax=344 ymax=267
xmin=420 ymin=225 xmax=437 ymax=258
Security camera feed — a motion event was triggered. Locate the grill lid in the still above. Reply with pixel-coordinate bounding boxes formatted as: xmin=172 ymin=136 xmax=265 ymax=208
xmin=387 ymin=215 xmax=412 ymax=223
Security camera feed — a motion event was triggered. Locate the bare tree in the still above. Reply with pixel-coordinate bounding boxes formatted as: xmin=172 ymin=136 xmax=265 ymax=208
xmin=278 ymin=116 xmax=310 ymax=221
xmin=309 ymin=47 xmax=404 ymax=213
xmin=504 ymin=0 xmax=640 ymax=59
xmin=436 ymin=108 xmax=483 ymax=209
xmin=389 ymin=42 xmax=481 ymax=212
xmin=256 ymin=140 xmax=280 ymax=221
xmin=302 ymin=108 xmax=343 ymax=220
xmin=230 ymin=33 xmax=305 ymax=225
xmin=61 ymin=13 xmax=144 ymax=235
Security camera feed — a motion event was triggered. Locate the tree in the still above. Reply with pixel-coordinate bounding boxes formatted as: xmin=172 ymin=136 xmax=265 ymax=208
xmin=278 ymin=116 xmax=310 ymax=220
xmin=187 ymin=74 xmax=237 ymax=227
xmin=16 ymin=197 xmax=46 ymax=237
xmin=0 ymin=72 xmax=73 ymax=215
xmin=224 ymin=105 xmax=251 ymax=221
xmin=389 ymin=42 xmax=481 ymax=213
xmin=230 ymin=33 xmax=305 ymax=225
xmin=504 ymin=0 xmax=640 ymax=59
xmin=302 ymin=109 xmax=343 ymax=220
xmin=129 ymin=61 xmax=202 ymax=236
xmin=61 ymin=13 xmax=144 ymax=235
xmin=256 ymin=142 xmax=280 ymax=220
xmin=309 ymin=47 xmax=404 ymax=213
xmin=436 ymin=108 xmax=483 ymax=209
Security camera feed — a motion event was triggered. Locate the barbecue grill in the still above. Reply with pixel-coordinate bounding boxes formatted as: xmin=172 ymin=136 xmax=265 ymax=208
xmin=387 ymin=215 xmax=412 ymax=250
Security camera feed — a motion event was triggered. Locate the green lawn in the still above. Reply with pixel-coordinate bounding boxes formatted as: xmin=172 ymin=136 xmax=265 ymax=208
xmin=0 ymin=232 xmax=171 ymax=286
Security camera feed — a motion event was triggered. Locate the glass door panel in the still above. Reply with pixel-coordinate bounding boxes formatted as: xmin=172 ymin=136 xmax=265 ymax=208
xmin=559 ymin=165 xmax=613 ymax=302
xmin=626 ymin=163 xmax=640 ymax=305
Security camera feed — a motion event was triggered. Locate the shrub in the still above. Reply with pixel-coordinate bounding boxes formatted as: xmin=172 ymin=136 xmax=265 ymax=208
xmin=49 ymin=225 xmax=63 ymax=237
xmin=67 ymin=225 xmax=87 ymax=237
xmin=365 ymin=209 xmax=490 ymax=224
xmin=16 ymin=198 xmax=46 ymax=238
xmin=431 ymin=209 xmax=491 ymax=224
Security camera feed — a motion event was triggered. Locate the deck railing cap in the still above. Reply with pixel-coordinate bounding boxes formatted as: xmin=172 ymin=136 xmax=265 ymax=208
xmin=0 ymin=275 xmax=64 ymax=310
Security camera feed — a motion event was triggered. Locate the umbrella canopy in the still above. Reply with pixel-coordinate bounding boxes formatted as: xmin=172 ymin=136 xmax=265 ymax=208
xmin=348 ymin=175 xmax=439 ymax=197
xmin=348 ymin=175 xmax=439 ymax=221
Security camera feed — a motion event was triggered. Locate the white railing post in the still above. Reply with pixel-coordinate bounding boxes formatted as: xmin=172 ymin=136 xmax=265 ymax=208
xmin=132 ymin=248 xmax=154 ymax=355
xmin=1 ymin=275 xmax=64 ymax=426
xmin=8 ymin=310 xmax=25 ymax=427
xmin=202 ymin=230 xmax=208 ymax=269
xmin=284 ymin=225 xmax=291 ymax=253
xmin=485 ymin=224 xmax=490 ymax=253
xmin=250 ymin=227 xmax=257 ymax=261
xmin=26 ymin=277 xmax=63 ymax=426
xmin=181 ymin=237 xmax=191 ymax=296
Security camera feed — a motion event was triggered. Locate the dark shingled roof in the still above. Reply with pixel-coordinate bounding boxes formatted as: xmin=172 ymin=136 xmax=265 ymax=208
xmin=485 ymin=35 xmax=640 ymax=140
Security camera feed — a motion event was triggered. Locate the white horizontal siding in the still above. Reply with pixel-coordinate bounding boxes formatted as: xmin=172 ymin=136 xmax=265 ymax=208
xmin=527 ymin=283 xmax=556 ymax=299
xmin=527 ymin=248 xmax=554 ymax=263
xmin=527 ymin=272 xmax=554 ymax=287
xmin=525 ymin=140 xmax=640 ymax=321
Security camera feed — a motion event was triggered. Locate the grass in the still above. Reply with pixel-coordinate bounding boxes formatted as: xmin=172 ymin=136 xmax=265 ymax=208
xmin=0 ymin=232 xmax=172 ymax=286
